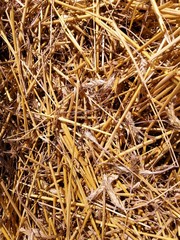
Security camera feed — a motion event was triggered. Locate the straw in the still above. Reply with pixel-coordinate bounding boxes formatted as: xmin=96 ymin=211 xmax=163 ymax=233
xmin=0 ymin=0 xmax=179 ymax=239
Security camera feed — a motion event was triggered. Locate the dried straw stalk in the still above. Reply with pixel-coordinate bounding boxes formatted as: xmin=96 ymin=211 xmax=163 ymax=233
xmin=0 ymin=0 xmax=180 ymax=239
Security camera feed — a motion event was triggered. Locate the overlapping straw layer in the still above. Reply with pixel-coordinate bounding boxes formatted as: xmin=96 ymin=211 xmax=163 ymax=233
xmin=0 ymin=0 xmax=180 ymax=239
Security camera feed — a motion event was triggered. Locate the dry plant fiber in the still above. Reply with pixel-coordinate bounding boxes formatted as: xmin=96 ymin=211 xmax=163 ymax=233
xmin=0 ymin=0 xmax=180 ymax=239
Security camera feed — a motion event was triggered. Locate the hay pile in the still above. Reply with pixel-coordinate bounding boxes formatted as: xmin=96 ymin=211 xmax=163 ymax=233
xmin=0 ymin=0 xmax=180 ymax=239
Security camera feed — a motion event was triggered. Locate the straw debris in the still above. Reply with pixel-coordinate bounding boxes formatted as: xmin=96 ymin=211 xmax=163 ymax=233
xmin=0 ymin=0 xmax=180 ymax=239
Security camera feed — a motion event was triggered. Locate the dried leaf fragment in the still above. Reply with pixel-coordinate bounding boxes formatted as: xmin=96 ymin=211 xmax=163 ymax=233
xmin=87 ymin=174 xmax=126 ymax=212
